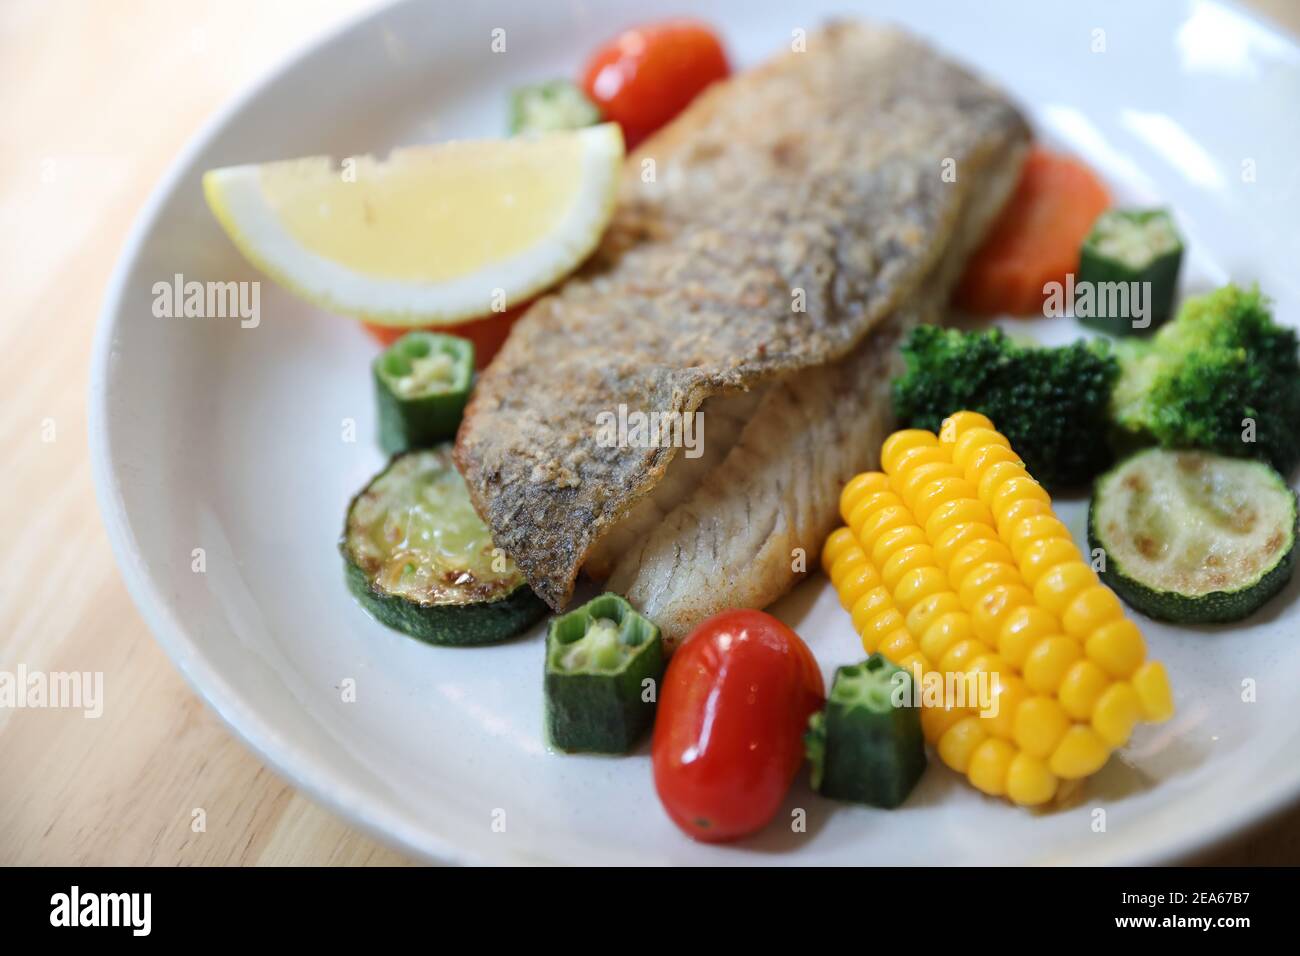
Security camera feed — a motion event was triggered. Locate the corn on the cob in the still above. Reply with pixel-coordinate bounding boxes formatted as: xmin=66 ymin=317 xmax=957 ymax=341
xmin=942 ymin=413 xmax=1174 ymax=725
xmin=834 ymin=474 xmax=1056 ymax=804
xmin=823 ymin=410 xmax=1174 ymax=805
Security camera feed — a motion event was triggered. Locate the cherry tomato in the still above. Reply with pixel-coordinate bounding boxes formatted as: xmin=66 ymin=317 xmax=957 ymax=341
xmin=652 ymin=609 xmax=824 ymax=843
xmin=363 ymin=305 xmax=527 ymax=369
xmin=581 ymin=20 xmax=730 ymax=149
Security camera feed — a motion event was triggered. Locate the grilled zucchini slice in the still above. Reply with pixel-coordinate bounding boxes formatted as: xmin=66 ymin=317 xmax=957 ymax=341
xmin=342 ymin=447 xmax=545 ymax=645
xmin=1089 ymin=448 xmax=1297 ymax=623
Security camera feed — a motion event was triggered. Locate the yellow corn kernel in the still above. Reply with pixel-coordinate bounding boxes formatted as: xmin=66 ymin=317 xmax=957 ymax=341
xmin=925 ymin=497 xmax=995 ymax=543
xmin=842 ymin=494 xmax=904 ymax=538
xmin=1092 ymin=681 xmax=1141 ymax=747
xmin=893 ymin=566 xmax=949 ymax=612
xmin=1086 ymin=618 xmax=1146 ymax=678
xmin=995 ymin=498 xmax=1053 ymax=538
xmin=964 ymin=652 xmax=1006 ymax=681
xmin=957 ymin=561 xmax=1021 ymax=609
xmin=878 ymin=629 xmax=920 ymax=663
xmin=847 ymin=492 xmax=904 ymax=539
xmin=939 ymin=410 xmax=995 ymax=441
xmin=821 ymin=527 xmax=860 ymax=574
xmin=951 ymin=427 xmax=1010 ymax=472
xmin=982 ymin=672 xmax=1029 ymax=740
xmin=1014 ymin=695 xmax=1071 ymax=758
xmin=939 ymin=637 xmax=989 ymax=674
xmin=1006 ymin=752 xmax=1059 ymax=806
xmin=968 ymin=737 xmax=1016 ymax=796
xmin=1032 ymin=562 xmax=1098 ymax=616
xmin=919 ymin=611 xmax=971 ymax=661
xmin=1049 ymin=725 xmax=1110 ymax=779
xmin=938 ymin=716 xmax=988 ymax=773
xmin=905 ymin=591 xmax=963 ymax=636
xmin=871 ymin=525 xmax=928 ymax=568
xmin=897 ymin=462 xmax=964 ymax=510
xmin=931 ymin=522 xmax=998 ymax=570
xmin=996 ymin=604 xmax=1058 ymax=668
xmin=1022 ymin=635 xmax=1083 ymax=694
xmin=888 ymin=447 xmax=949 ymax=492
xmin=1007 ymin=514 xmax=1073 ymax=563
xmin=946 ymin=538 xmax=1013 ymax=590
xmin=911 ymin=477 xmax=981 ymax=526
xmin=863 ymin=609 xmax=907 ymax=652
xmin=891 ymin=442 xmax=947 ymax=470
xmin=880 ymin=430 xmax=938 ymax=475
xmin=964 ymin=442 xmax=1024 ymax=487
xmin=968 ymin=585 xmax=1034 ymax=643
xmin=920 ymin=698 xmax=967 ymax=744
xmin=839 ymin=472 xmax=891 ymax=523
xmin=881 ymin=544 xmax=938 ymax=591
xmin=857 ymin=505 xmax=914 ymax=552
xmin=850 ymin=486 xmax=902 ymax=517
xmin=1131 ymin=660 xmax=1174 ymax=721
xmin=829 ymin=549 xmax=868 ymax=590
xmin=1058 ymin=659 xmax=1111 ymax=721
xmin=849 ymin=584 xmax=894 ymax=634
xmin=897 ymin=650 xmax=931 ymax=676
xmin=1018 ymin=536 xmax=1081 ymax=588
xmin=976 ymin=460 xmax=1029 ymax=503
xmin=839 ymin=562 xmax=881 ymax=602
xmin=990 ymin=476 xmax=1051 ymax=524
xmin=1061 ymin=585 xmax=1123 ymax=638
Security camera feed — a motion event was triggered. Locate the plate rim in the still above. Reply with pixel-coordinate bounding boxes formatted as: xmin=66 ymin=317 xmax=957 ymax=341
xmin=88 ymin=0 xmax=482 ymax=866
xmin=89 ymin=0 xmax=1300 ymax=865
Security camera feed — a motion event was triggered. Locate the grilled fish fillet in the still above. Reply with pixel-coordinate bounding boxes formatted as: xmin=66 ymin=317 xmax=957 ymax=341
xmin=593 ymin=231 xmax=983 ymax=646
xmin=455 ymin=22 xmax=1031 ymax=632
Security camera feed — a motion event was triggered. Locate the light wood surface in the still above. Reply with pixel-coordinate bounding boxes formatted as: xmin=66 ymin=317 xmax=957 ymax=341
xmin=2 ymin=0 xmax=1297 ymax=866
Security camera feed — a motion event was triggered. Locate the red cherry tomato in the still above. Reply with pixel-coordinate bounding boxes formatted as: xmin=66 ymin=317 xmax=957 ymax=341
xmin=363 ymin=305 xmax=527 ymax=369
xmin=581 ymin=20 xmax=730 ymax=149
xmin=652 ymin=609 xmax=824 ymax=843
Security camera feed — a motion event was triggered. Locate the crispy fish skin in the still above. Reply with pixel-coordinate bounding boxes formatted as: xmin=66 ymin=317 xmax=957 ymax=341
xmin=455 ymin=22 xmax=1031 ymax=611
xmin=605 ymin=318 xmax=910 ymax=648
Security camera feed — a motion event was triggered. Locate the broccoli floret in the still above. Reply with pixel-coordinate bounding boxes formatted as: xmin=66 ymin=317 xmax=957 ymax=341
xmin=892 ymin=325 xmax=1119 ymax=490
xmin=1111 ymin=285 xmax=1300 ymax=475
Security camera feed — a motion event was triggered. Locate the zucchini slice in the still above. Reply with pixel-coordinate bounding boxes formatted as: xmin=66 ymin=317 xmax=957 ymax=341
xmin=805 ymin=654 xmax=926 ymax=809
xmin=373 ymin=331 xmax=474 ymax=455
xmin=1089 ymin=448 xmax=1298 ymax=623
xmin=544 ymin=593 xmax=664 ymax=754
xmin=341 ymin=447 xmax=545 ymax=645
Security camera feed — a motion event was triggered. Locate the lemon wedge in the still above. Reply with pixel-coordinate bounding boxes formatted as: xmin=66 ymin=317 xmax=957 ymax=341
xmin=202 ymin=123 xmax=624 ymax=325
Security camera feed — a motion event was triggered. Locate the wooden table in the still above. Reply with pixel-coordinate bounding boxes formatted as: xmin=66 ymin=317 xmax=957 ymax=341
xmin=2 ymin=0 xmax=1297 ymax=866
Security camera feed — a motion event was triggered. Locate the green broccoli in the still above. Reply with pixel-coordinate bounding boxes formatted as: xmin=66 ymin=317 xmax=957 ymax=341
xmin=1110 ymin=284 xmax=1300 ymax=475
xmin=891 ymin=325 xmax=1119 ymax=490
xmin=891 ymin=284 xmax=1300 ymax=491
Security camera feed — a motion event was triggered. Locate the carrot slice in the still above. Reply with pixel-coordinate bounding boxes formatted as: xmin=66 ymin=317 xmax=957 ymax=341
xmin=363 ymin=305 xmax=528 ymax=369
xmin=955 ymin=147 xmax=1110 ymax=316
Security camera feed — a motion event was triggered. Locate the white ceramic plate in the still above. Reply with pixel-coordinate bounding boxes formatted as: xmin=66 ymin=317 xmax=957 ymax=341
xmin=92 ymin=0 xmax=1300 ymax=864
